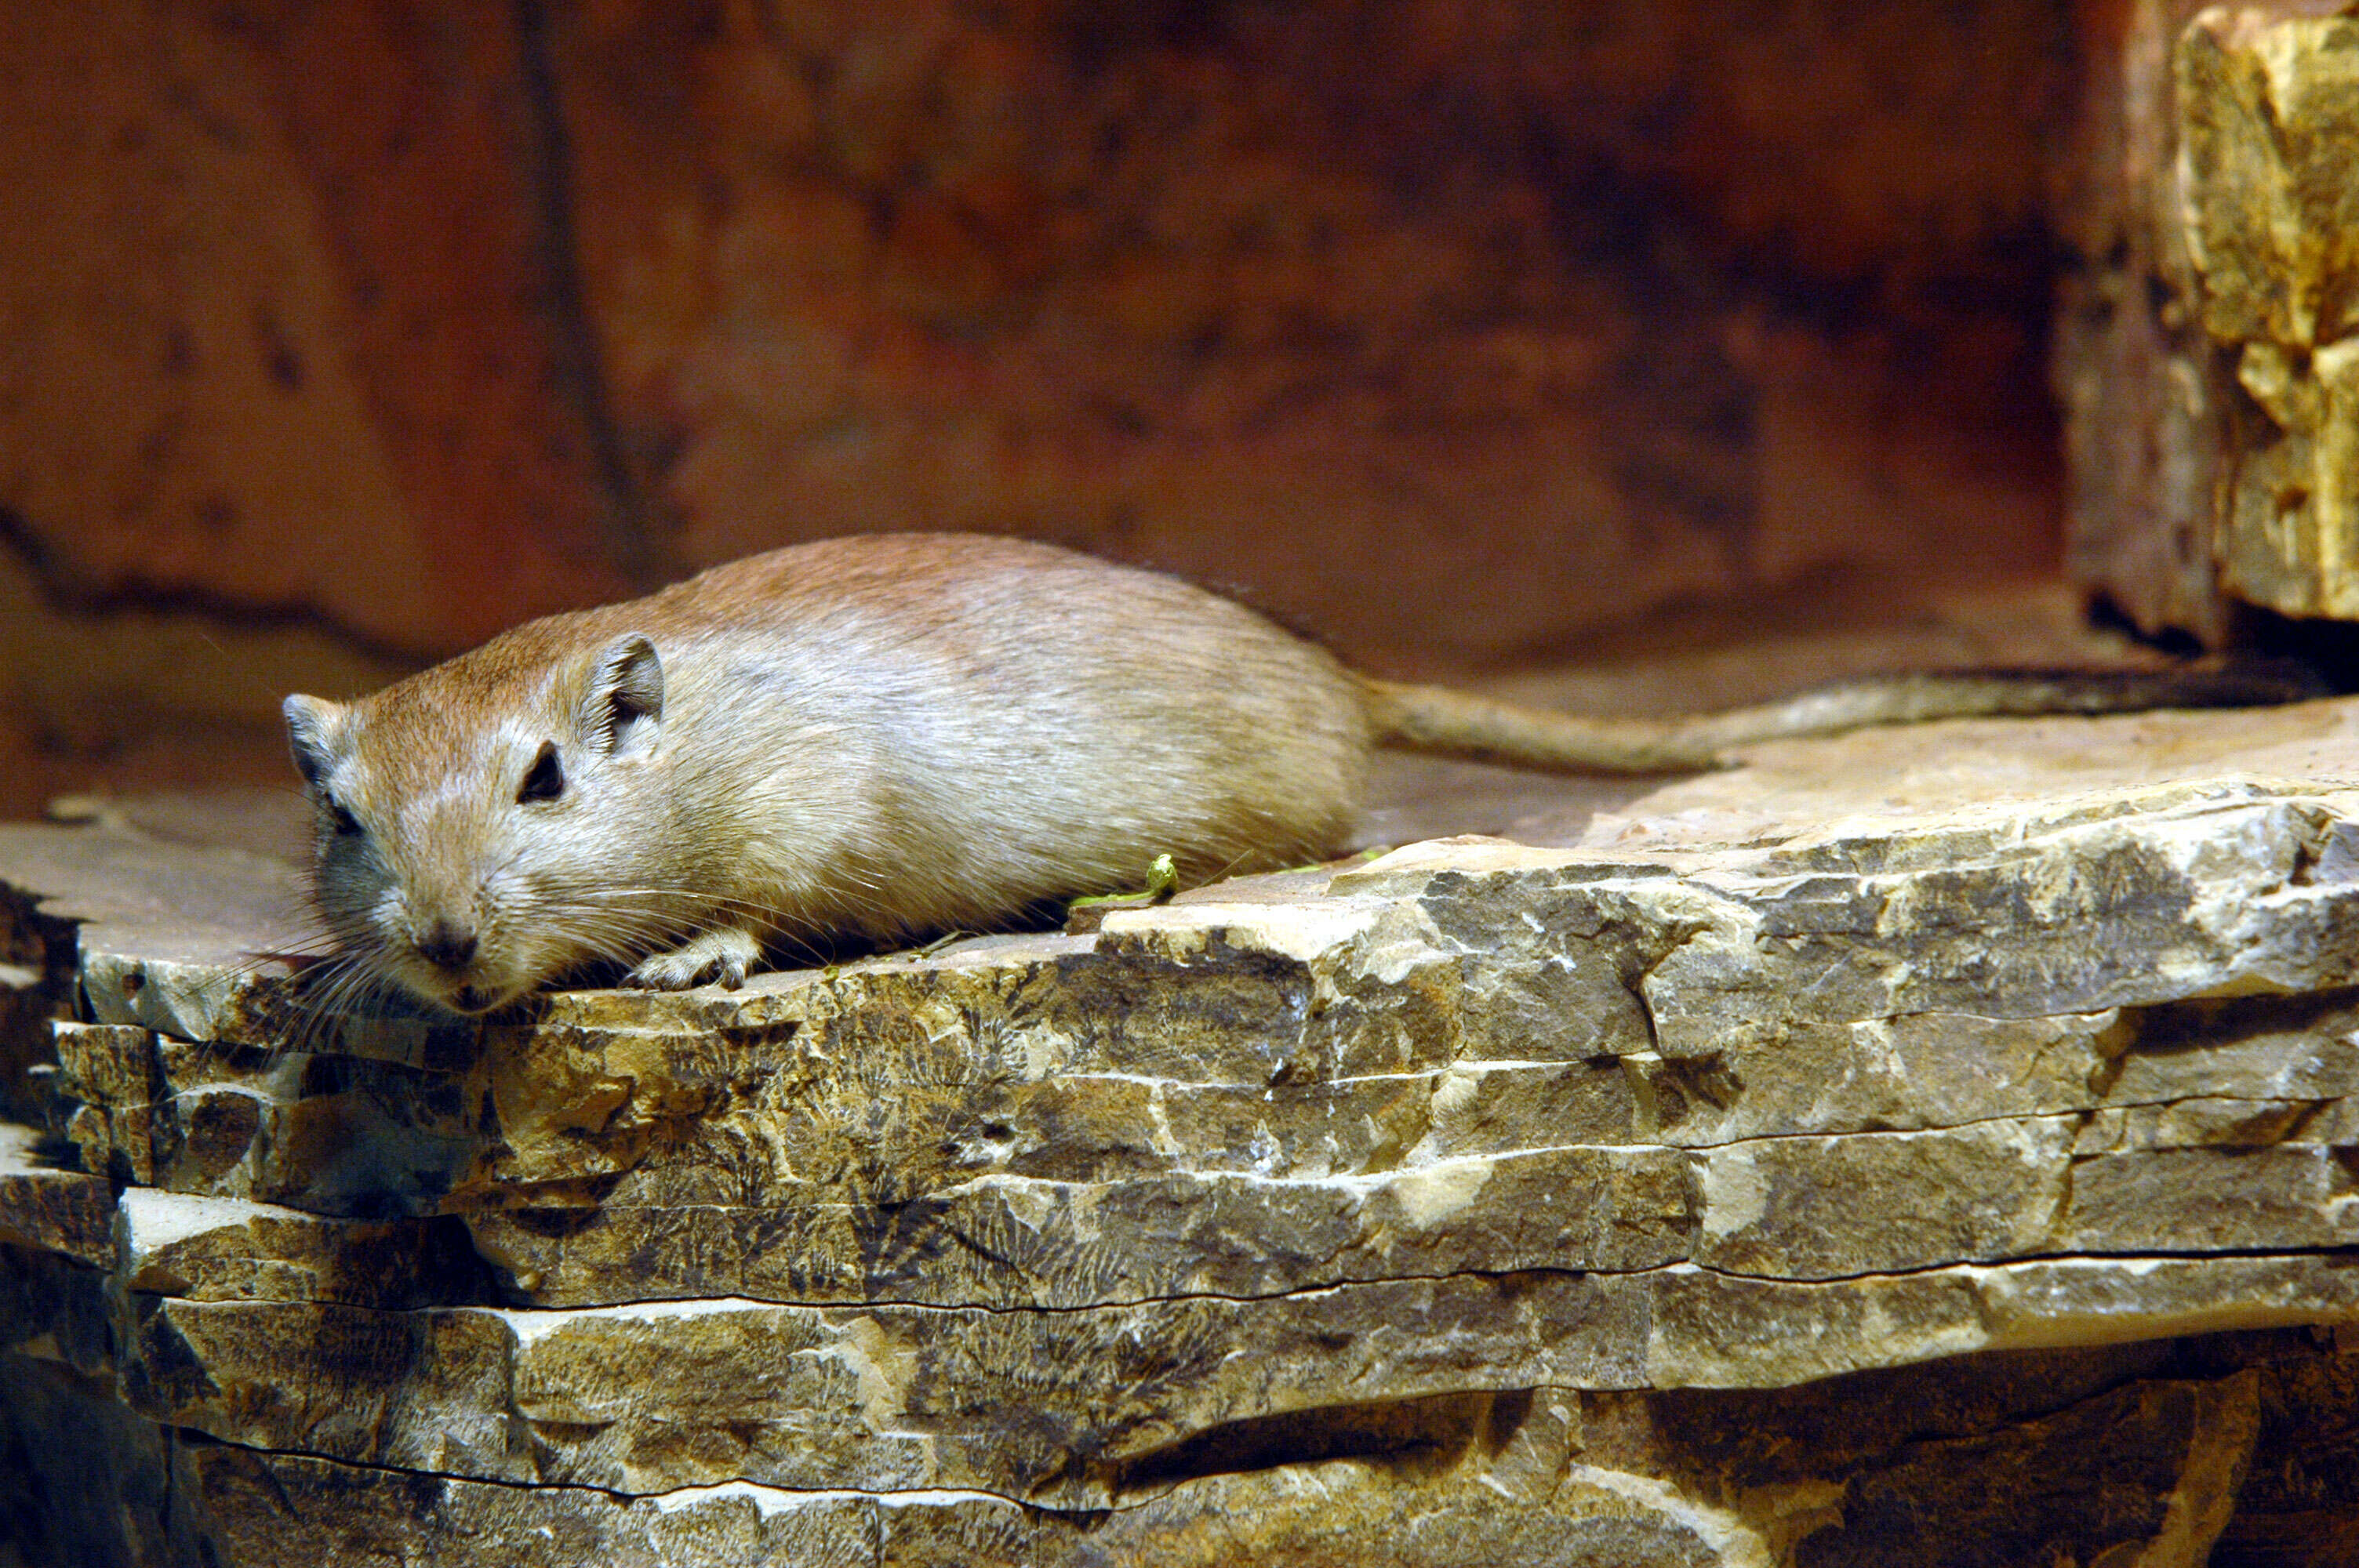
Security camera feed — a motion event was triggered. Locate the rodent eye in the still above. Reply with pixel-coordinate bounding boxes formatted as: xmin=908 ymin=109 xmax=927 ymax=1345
xmin=518 ymin=740 xmax=565 ymax=804
xmin=325 ymin=798 xmax=363 ymax=837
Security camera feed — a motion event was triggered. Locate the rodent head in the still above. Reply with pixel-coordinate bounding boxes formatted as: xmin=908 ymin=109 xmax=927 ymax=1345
xmin=283 ymin=629 xmax=672 ymax=1015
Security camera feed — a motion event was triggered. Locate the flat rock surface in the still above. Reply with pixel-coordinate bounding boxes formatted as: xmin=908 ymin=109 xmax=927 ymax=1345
xmin=7 ymin=694 xmax=2359 ymax=1561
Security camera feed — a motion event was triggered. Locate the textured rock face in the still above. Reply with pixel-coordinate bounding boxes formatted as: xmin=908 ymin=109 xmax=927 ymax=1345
xmin=2182 ymin=9 xmax=2359 ymax=622
xmin=0 ymin=1 xmax=2074 ymax=660
xmin=2061 ymin=0 xmax=2359 ymax=641
xmin=0 ymin=2 xmax=2081 ymax=818
xmin=8 ymin=699 xmax=2359 ymax=1563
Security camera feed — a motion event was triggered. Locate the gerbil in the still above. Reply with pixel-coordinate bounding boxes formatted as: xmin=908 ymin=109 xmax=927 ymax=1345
xmin=284 ymin=532 xmax=2315 ymax=1015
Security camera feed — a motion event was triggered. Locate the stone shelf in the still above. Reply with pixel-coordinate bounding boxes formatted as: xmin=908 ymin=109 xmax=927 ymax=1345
xmin=6 ymin=699 xmax=2359 ymax=1563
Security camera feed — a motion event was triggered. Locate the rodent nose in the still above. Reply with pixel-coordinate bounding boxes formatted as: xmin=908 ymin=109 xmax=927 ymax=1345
xmin=416 ymin=920 xmax=478 ymax=972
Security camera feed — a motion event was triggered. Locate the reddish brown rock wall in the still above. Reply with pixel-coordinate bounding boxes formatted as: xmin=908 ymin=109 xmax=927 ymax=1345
xmin=0 ymin=0 xmax=2079 ymax=815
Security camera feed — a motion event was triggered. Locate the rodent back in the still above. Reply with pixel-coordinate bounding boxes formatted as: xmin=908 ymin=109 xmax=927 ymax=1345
xmin=631 ymin=534 xmax=1375 ymax=938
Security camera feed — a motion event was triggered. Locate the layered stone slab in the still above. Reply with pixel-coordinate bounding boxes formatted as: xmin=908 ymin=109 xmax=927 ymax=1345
xmin=79 ymin=1254 xmax=2359 ymax=1511
xmin=9 ymin=1324 xmax=2357 ymax=1566
xmin=0 ymin=1122 xmax=111 ymax=1267
xmin=34 ymin=754 xmax=2359 ymax=1319
xmin=79 ymin=1096 xmax=2359 ymax=1313
xmin=6 ymin=699 xmax=2359 ymax=1559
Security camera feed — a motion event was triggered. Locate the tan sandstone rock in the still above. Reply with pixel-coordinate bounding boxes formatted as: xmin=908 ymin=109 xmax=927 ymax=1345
xmin=2063 ymin=1 xmax=2359 ymax=638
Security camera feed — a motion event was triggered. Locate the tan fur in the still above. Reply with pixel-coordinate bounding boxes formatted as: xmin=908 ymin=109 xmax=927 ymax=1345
xmin=286 ymin=534 xmax=1368 ymax=1013
xmin=286 ymin=532 xmax=2318 ymax=1014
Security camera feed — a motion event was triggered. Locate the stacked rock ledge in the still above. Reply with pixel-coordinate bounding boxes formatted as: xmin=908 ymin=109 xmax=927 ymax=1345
xmin=6 ymin=702 xmax=2359 ymax=1563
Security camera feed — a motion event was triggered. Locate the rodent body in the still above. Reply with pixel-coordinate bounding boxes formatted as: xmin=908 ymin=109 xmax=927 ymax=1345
xmin=285 ymin=534 xmax=1369 ymax=1013
xmin=285 ymin=532 xmax=2319 ymax=1015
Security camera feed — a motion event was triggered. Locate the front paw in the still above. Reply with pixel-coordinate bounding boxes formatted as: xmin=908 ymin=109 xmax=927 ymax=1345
xmin=623 ymin=927 xmax=760 ymax=991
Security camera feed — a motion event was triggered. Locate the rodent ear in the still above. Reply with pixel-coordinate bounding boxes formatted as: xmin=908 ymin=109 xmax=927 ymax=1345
xmin=583 ymin=634 xmax=663 ymax=756
xmin=282 ymin=695 xmax=347 ymax=786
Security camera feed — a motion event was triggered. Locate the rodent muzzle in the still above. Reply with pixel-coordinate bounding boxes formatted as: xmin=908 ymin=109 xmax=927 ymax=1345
xmin=416 ymin=920 xmax=479 ymax=973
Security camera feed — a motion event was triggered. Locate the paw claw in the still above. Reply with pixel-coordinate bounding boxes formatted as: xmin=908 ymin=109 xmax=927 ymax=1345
xmin=623 ymin=928 xmax=762 ymax=993
xmin=621 ymin=956 xmax=696 ymax=991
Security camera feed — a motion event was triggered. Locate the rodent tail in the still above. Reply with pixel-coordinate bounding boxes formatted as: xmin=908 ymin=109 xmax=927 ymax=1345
xmin=1359 ymin=659 xmax=2330 ymax=776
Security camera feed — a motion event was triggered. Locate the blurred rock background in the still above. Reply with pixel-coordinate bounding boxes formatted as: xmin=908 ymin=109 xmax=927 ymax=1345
xmin=1 ymin=0 xmax=2092 ymax=816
